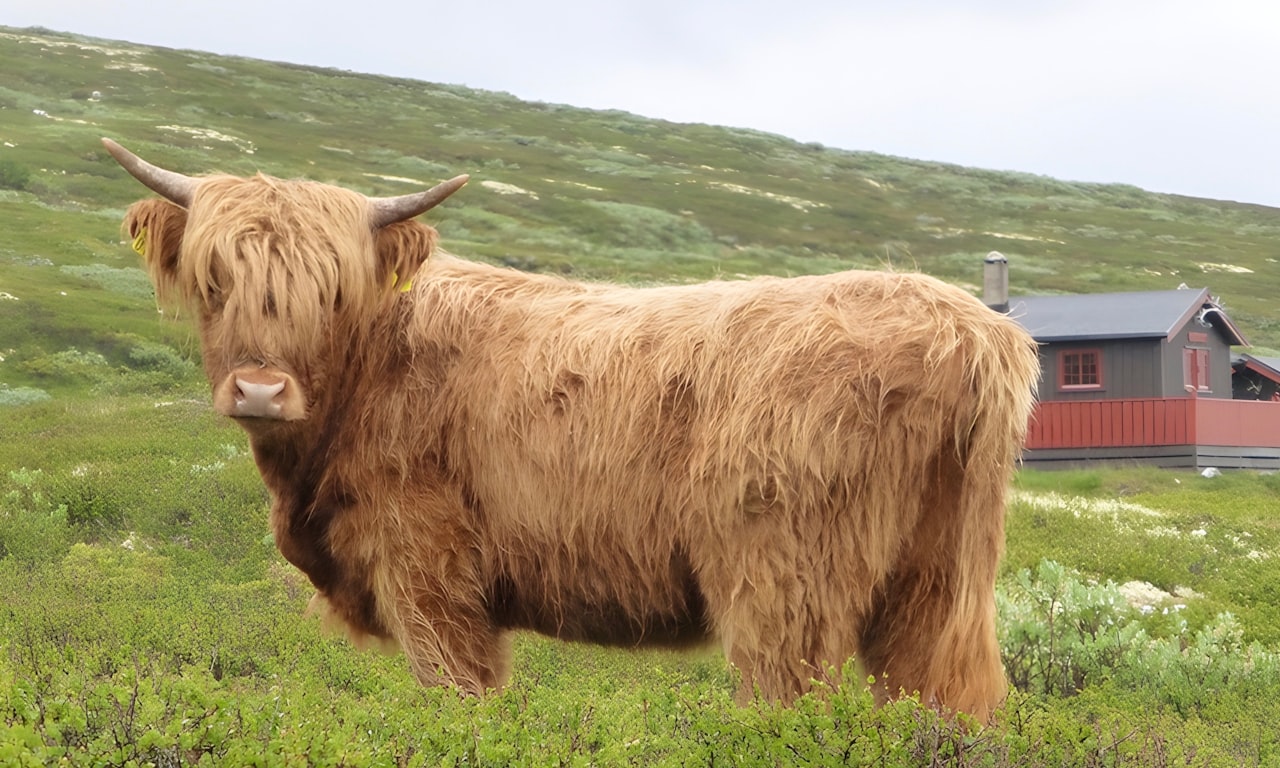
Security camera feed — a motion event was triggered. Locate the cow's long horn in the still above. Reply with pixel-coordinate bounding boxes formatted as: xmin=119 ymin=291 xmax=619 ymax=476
xmin=101 ymin=138 xmax=198 ymax=208
xmin=368 ymin=175 xmax=470 ymax=228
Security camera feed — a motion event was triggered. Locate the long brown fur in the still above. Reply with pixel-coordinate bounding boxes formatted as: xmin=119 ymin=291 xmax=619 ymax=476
xmin=123 ymin=169 xmax=1039 ymax=723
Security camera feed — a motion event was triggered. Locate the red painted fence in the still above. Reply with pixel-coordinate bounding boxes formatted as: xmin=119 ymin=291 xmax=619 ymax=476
xmin=1195 ymin=397 xmax=1280 ymax=447
xmin=1025 ymin=397 xmax=1280 ymax=450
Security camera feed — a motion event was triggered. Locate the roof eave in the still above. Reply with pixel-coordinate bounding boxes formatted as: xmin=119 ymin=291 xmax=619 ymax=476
xmin=1241 ymin=355 xmax=1280 ymax=385
xmin=1031 ymin=333 xmax=1168 ymax=343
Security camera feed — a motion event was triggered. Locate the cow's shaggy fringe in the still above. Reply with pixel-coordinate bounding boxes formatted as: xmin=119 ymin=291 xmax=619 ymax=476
xmin=126 ymin=176 xmax=432 ymax=376
xmin=123 ymin=173 xmax=1039 ymax=724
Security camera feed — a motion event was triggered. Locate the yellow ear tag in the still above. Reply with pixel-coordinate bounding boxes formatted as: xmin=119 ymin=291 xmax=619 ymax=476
xmin=390 ymin=271 xmax=413 ymax=293
xmin=131 ymin=227 xmax=148 ymax=257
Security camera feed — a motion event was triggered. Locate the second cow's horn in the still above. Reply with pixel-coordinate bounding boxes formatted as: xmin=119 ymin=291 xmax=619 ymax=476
xmin=367 ymin=175 xmax=470 ymax=228
xmin=101 ymin=138 xmax=198 ymax=208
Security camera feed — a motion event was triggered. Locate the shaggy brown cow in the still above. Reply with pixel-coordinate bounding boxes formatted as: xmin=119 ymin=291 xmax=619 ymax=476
xmin=105 ymin=137 xmax=1038 ymax=723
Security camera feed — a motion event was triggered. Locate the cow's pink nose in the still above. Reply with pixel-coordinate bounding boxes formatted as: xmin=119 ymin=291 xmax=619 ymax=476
xmin=233 ymin=377 xmax=286 ymax=418
xmin=213 ymin=367 xmax=306 ymax=422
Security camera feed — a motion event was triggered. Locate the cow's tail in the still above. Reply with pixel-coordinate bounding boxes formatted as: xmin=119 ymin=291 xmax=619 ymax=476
xmin=930 ymin=312 xmax=1039 ymax=721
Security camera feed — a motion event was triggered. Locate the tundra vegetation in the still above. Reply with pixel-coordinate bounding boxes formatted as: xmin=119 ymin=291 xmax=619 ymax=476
xmin=3 ymin=25 xmax=1280 ymax=766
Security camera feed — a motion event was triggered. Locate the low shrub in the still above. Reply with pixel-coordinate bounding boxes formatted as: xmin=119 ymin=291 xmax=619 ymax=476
xmin=0 ymin=384 xmax=50 ymax=407
xmin=19 ymin=347 xmax=112 ymax=382
xmin=0 ymin=159 xmax=30 ymax=191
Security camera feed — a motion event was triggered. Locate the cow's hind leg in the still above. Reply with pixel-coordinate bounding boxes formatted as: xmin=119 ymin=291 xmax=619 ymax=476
xmin=857 ymin=452 xmax=1007 ymax=723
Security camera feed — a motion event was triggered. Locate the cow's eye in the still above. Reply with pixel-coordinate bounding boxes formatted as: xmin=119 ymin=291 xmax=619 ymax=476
xmin=203 ymin=285 xmax=225 ymax=312
xmin=264 ymin=289 xmax=278 ymax=318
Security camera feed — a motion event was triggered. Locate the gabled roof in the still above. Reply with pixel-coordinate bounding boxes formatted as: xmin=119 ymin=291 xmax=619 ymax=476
xmin=1008 ymin=287 xmax=1249 ymax=346
xmin=1236 ymin=354 xmax=1280 ymax=386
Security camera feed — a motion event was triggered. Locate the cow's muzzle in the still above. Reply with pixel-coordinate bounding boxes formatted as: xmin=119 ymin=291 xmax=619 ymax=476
xmin=212 ymin=367 xmax=307 ymax=421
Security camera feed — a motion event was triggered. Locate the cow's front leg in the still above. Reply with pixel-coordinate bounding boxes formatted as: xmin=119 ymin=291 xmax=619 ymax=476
xmin=374 ymin=489 xmax=510 ymax=694
xmin=389 ymin=572 xmax=511 ymax=694
xmin=327 ymin=480 xmax=510 ymax=694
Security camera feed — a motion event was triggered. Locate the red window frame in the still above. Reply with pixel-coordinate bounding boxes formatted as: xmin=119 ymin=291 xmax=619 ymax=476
xmin=1058 ymin=349 xmax=1103 ymax=390
xmin=1184 ymin=347 xmax=1211 ymax=392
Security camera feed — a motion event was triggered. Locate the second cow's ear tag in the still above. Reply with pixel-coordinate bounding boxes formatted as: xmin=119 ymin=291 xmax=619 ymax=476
xmin=132 ymin=227 xmax=148 ymax=257
xmin=391 ymin=271 xmax=413 ymax=293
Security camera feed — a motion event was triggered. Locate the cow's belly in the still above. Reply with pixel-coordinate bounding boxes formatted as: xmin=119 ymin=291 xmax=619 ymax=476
xmin=484 ymin=545 xmax=711 ymax=648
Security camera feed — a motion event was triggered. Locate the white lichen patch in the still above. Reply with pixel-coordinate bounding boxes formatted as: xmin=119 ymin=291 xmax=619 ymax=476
xmin=920 ymin=225 xmax=970 ymax=238
xmin=1012 ymin=490 xmax=1163 ymax=520
xmin=983 ymin=231 xmax=1067 ymax=244
xmin=0 ymin=291 xmax=17 ymax=301
xmin=1118 ymin=580 xmax=1193 ymax=614
xmin=481 ymin=180 xmax=538 ymax=199
xmin=30 ymin=110 xmax=97 ymax=127
xmin=156 ymin=125 xmax=255 ymax=154
xmin=0 ymin=31 xmax=156 ymax=73
xmin=362 ymin=173 xmax=430 ymax=186
xmin=1119 ymin=580 xmax=1171 ymax=607
xmin=0 ymin=31 xmax=144 ymax=59
xmin=706 ymin=181 xmax=827 ymax=212
xmin=543 ymin=178 xmax=605 ymax=192
xmin=913 ymin=225 xmax=1065 ymax=245
xmin=1199 ymin=262 xmax=1254 ymax=274
xmin=1013 ymin=489 xmax=1265 ymax=569
xmin=105 ymin=62 xmax=158 ymax=73
xmin=1010 ymin=489 xmax=1209 ymax=544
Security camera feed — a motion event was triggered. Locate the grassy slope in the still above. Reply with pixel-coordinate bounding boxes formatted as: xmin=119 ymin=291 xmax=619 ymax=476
xmin=2 ymin=24 xmax=1279 ymax=373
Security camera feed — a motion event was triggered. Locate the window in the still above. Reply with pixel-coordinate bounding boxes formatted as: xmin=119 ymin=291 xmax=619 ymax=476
xmin=1058 ymin=349 xmax=1102 ymax=390
xmin=1184 ymin=347 xmax=1211 ymax=392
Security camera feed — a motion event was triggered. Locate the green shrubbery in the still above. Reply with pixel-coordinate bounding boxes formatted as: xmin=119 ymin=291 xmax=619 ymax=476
xmin=3 ymin=425 xmax=1280 ymax=765
xmin=12 ymin=339 xmax=199 ymax=395
xmin=19 ymin=347 xmax=112 ymax=381
xmin=0 ymin=159 xmax=30 ymax=191
xmin=58 ymin=264 xmax=156 ymax=301
xmin=998 ymin=558 xmax=1280 ymax=726
xmin=0 ymin=458 xmax=1259 ymax=766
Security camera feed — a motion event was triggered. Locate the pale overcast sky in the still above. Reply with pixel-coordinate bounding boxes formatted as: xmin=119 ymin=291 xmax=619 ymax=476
xmin=7 ymin=0 xmax=1280 ymax=208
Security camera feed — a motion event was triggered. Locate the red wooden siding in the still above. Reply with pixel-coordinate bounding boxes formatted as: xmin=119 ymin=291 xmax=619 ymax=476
xmin=1026 ymin=398 xmax=1193 ymax=449
xmin=1026 ymin=397 xmax=1280 ymax=450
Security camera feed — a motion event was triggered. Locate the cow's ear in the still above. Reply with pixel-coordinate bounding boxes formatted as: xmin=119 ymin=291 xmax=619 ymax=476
xmin=373 ymin=220 xmax=438 ymax=294
xmin=123 ymin=198 xmax=188 ymax=303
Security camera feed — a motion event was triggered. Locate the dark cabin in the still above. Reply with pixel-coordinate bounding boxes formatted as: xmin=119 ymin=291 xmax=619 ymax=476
xmin=982 ymin=254 xmax=1280 ymax=469
xmin=1233 ymin=354 xmax=1280 ymax=401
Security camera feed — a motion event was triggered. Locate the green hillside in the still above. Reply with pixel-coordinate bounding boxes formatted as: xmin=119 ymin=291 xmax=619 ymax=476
xmin=2 ymin=24 xmax=1278 ymax=381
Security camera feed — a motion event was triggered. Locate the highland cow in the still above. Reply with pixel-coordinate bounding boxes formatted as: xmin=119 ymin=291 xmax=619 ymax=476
xmin=105 ymin=137 xmax=1038 ymax=723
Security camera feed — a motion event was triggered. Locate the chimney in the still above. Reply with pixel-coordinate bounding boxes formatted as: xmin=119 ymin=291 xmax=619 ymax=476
xmin=983 ymin=251 xmax=1009 ymax=313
